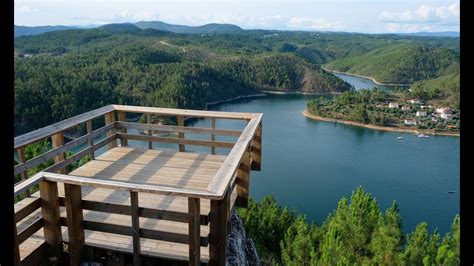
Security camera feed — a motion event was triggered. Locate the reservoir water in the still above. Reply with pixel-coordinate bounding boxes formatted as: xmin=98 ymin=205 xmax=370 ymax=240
xmin=95 ymin=73 xmax=459 ymax=235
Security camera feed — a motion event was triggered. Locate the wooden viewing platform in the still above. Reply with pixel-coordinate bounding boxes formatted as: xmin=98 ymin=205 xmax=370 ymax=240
xmin=13 ymin=105 xmax=263 ymax=266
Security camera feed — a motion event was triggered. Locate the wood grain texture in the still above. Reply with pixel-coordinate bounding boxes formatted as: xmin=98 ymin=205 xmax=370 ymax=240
xmin=130 ymin=191 xmax=141 ymax=266
xmin=64 ymin=184 xmax=85 ymax=266
xmin=39 ymin=180 xmax=62 ymax=258
xmin=189 ymin=198 xmax=201 ymax=266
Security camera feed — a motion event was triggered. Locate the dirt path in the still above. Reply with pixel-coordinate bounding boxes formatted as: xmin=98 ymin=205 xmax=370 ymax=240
xmin=159 ymin=40 xmax=186 ymax=52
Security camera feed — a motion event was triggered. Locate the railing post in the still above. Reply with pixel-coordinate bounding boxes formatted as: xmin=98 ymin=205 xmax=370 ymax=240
xmin=118 ymin=111 xmax=128 ymax=146
xmin=147 ymin=114 xmax=153 ymax=149
xmin=64 ymin=184 xmax=85 ymax=266
xmin=51 ymin=132 xmax=66 ymax=174
xmin=16 ymin=147 xmax=30 ymax=196
xmin=188 ymin=197 xmax=201 ymax=266
xmin=39 ymin=180 xmax=62 ymax=259
xmin=251 ymin=122 xmax=262 ymax=171
xmin=13 ymin=220 xmax=21 ymax=266
xmin=104 ymin=112 xmax=116 ymax=149
xmin=178 ymin=115 xmax=185 ymax=152
xmin=130 ymin=191 xmax=141 ymax=266
xmin=236 ymin=147 xmax=251 ymax=208
xmin=86 ymin=120 xmax=95 ymax=160
xmin=209 ymin=189 xmax=230 ymax=266
xmin=211 ymin=118 xmax=216 ymax=155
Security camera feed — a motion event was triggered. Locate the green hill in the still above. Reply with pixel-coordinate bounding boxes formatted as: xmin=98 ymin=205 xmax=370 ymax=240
xmin=135 ymin=21 xmax=243 ymax=34
xmin=324 ymin=44 xmax=459 ymax=84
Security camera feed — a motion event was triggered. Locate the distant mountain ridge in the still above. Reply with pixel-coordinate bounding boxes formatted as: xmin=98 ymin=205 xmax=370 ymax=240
xmin=395 ymin=31 xmax=459 ymax=38
xmin=15 ymin=25 xmax=78 ymax=37
xmin=134 ymin=21 xmax=243 ymax=34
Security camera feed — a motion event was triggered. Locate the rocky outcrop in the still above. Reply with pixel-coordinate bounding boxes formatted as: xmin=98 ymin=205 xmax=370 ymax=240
xmin=226 ymin=211 xmax=261 ymax=266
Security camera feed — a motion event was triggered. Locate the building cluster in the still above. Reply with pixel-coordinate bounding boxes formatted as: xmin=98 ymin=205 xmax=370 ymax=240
xmin=385 ymin=99 xmax=458 ymax=128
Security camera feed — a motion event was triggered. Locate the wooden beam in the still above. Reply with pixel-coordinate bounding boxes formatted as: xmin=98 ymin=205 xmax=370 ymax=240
xmin=39 ymin=180 xmax=62 ymax=258
xmin=64 ymin=184 xmax=85 ymax=266
xmin=86 ymin=120 xmax=95 ymax=160
xmin=147 ymin=114 xmax=153 ymax=149
xmin=211 ymin=118 xmax=216 ymax=155
xmin=251 ymin=122 xmax=262 ymax=171
xmin=130 ymin=191 xmax=141 ymax=266
xmin=188 ymin=198 xmax=201 ymax=266
xmin=118 ymin=111 xmax=128 ymax=146
xmin=16 ymin=147 xmax=30 ymax=196
xmin=20 ymin=242 xmax=48 ymax=266
xmin=178 ymin=115 xmax=185 ymax=152
xmin=209 ymin=190 xmax=230 ymax=266
xmin=13 ymin=221 xmax=20 ymax=266
xmin=115 ymin=121 xmax=242 ymax=137
xmin=104 ymin=111 xmax=116 ymax=149
xmin=18 ymin=217 xmax=44 ymax=243
xmin=15 ymin=197 xmax=41 ymax=223
xmin=51 ymin=132 xmax=65 ymax=174
xmin=236 ymin=148 xmax=250 ymax=208
xmin=117 ymin=133 xmax=235 ymax=149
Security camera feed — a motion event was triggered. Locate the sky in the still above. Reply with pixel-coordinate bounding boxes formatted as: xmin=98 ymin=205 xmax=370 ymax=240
xmin=14 ymin=0 xmax=460 ymax=33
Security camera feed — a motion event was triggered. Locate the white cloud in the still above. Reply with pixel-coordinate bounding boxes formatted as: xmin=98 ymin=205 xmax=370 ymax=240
xmin=15 ymin=3 xmax=39 ymax=13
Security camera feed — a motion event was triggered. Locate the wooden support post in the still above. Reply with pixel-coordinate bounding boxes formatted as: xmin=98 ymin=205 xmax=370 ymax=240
xmin=236 ymin=148 xmax=250 ymax=208
xmin=39 ymin=180 xmax=62 ymax=259
xmin=211 ymin=118 xmax=216 ymax=155
xmin=104 ymin=112 xmax=116 ymax=149
xmin=16 ymin=147 xmax=30 ymax=197
xmin=209 ymin=190 xmax=230 ymax=266
xmin=147 ymin=114 xmax=153 ymax=149
xmin=86 ymin=120 xmax=95 ymax=160
xmin=118 ymin=111 xmax=128 ymax=146
xmin=51 ymin=132 xmax=66 ymax=174
xmin=188 ymin=198 xmax=201 ymax=266
xmin=178 ymin=115 xmax=185 ymax=152
xmin=130 ymin=191 xmax=141 ymax=266
xmin=14 ymin=221 xmax=21 ymax=266
xmin=251 ymin=122 xmax=262 ymax=171
xmin=64 ymin=184 xmax=85 ymax=266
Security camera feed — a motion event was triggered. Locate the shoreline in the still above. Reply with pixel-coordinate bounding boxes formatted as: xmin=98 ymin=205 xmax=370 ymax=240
xmin=302 ymin=110 xmax=459 ymax=137
xmin=205 ymin=93 xmax=267 ymax=108
xmin=322 ymin=67 xmax=411 ymax=87
xmin=262 ymin=90 xmax=342 ymax=95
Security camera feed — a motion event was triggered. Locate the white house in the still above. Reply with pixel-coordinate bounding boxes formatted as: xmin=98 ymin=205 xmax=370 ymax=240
xmin=416 ymin=111 xmax=427 ymax=117
xmin=389 ymin=102 xmax=399 ymax=109
xmin=408 ymin=99 xmax=423 ymax=104
xmin=435 ymin=107 xmax=451 ymax=114
xmin=404 ymin=119 xmax=417 ymax=126
xmin=440 ymin=113 xmax=453 ymax=120
xmin=431 ymin=117 xmax=438 ymax=123
xmin=401 ymin=106 xmax=411 ymax=111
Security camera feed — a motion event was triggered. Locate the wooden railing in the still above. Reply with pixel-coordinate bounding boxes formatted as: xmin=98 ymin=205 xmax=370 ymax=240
xmin=13 ymin=105 xmax=263 ymax=266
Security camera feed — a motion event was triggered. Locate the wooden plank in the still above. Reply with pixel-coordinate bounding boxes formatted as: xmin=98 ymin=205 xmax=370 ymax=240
xmin=16 ymin=147 xmax=30 ymax=196
xmin=64 ymin=184 xmax=85 ymax=266
xmin=86 ymin=120 xmax=95 ymax=160
xmin=209 ymin=189 xmax=230 ymax=266
xmin=14 ymin=123 xmax=114 ymax=176
xmin=211 ymin=118 xmax=216 ymax=155
xmin=113 ymin=104 xmax=257 ymax=120
xmin=15 ymin=197 xmax=41 ymax=223
xmin=39 ymin=180 xmax=62 ymax=258
xmin=130 ymin=191 xmax=141 ymax=266
xmin=14 ymin=105 xmax=115 ymax=149
xmin=178 ymin=115 xmax=185 ymax=152
xmin=18 ymin=217 xmax=44 ymax=243
xmin=59 ymin=198 xmax=209 ymax=225
xmin=236 ymin=149 xmax=250 ymax=208
xmin=189 ymin=198 xmax=201 ymax=266
xmin=117 ymin=133 xmax=234 ymax=149
xmin=118 ymin=111 xmax=128 ymax=146
xmin=14 ymin=221 xmax=21 ymax=266
xmin=207 ymin=114 xmax=263 ymax=198
xmin=51 ymin=132 xmax=66 ymax=174
xmin=116 ymin=121 xmax=242 ymax=137
xmin=251 ymin=122 xmax=262 ymax=171
xmin=147 ymin=114 xmax=153 ymax=149
xmin=104 ymin=111 xmax=116 ymax=149
xmin=14 ymin=173 xmax=43 ymax=198
xmin=20 ymin=241 xmax=48 ymax=266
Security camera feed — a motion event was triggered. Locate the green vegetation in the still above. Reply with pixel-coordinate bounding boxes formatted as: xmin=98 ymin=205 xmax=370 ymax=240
xmin=408 ymin=73 xmax=460 ymax=109
xmin=238 ymin=187 xmax=460 ymax=265
xmin=324 ymin=44 xmax=460 ymax=84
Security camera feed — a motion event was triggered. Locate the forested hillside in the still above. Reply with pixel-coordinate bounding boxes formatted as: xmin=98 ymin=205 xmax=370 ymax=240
xmin=14 ymin=26 xmax=459 ymax=135
xmin=324 ymin=44 xmax=459 ymax=84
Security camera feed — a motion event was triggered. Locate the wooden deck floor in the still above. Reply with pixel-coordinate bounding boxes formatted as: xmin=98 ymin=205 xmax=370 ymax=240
xmin=16 ymin=146 xmax=235 ymax=263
